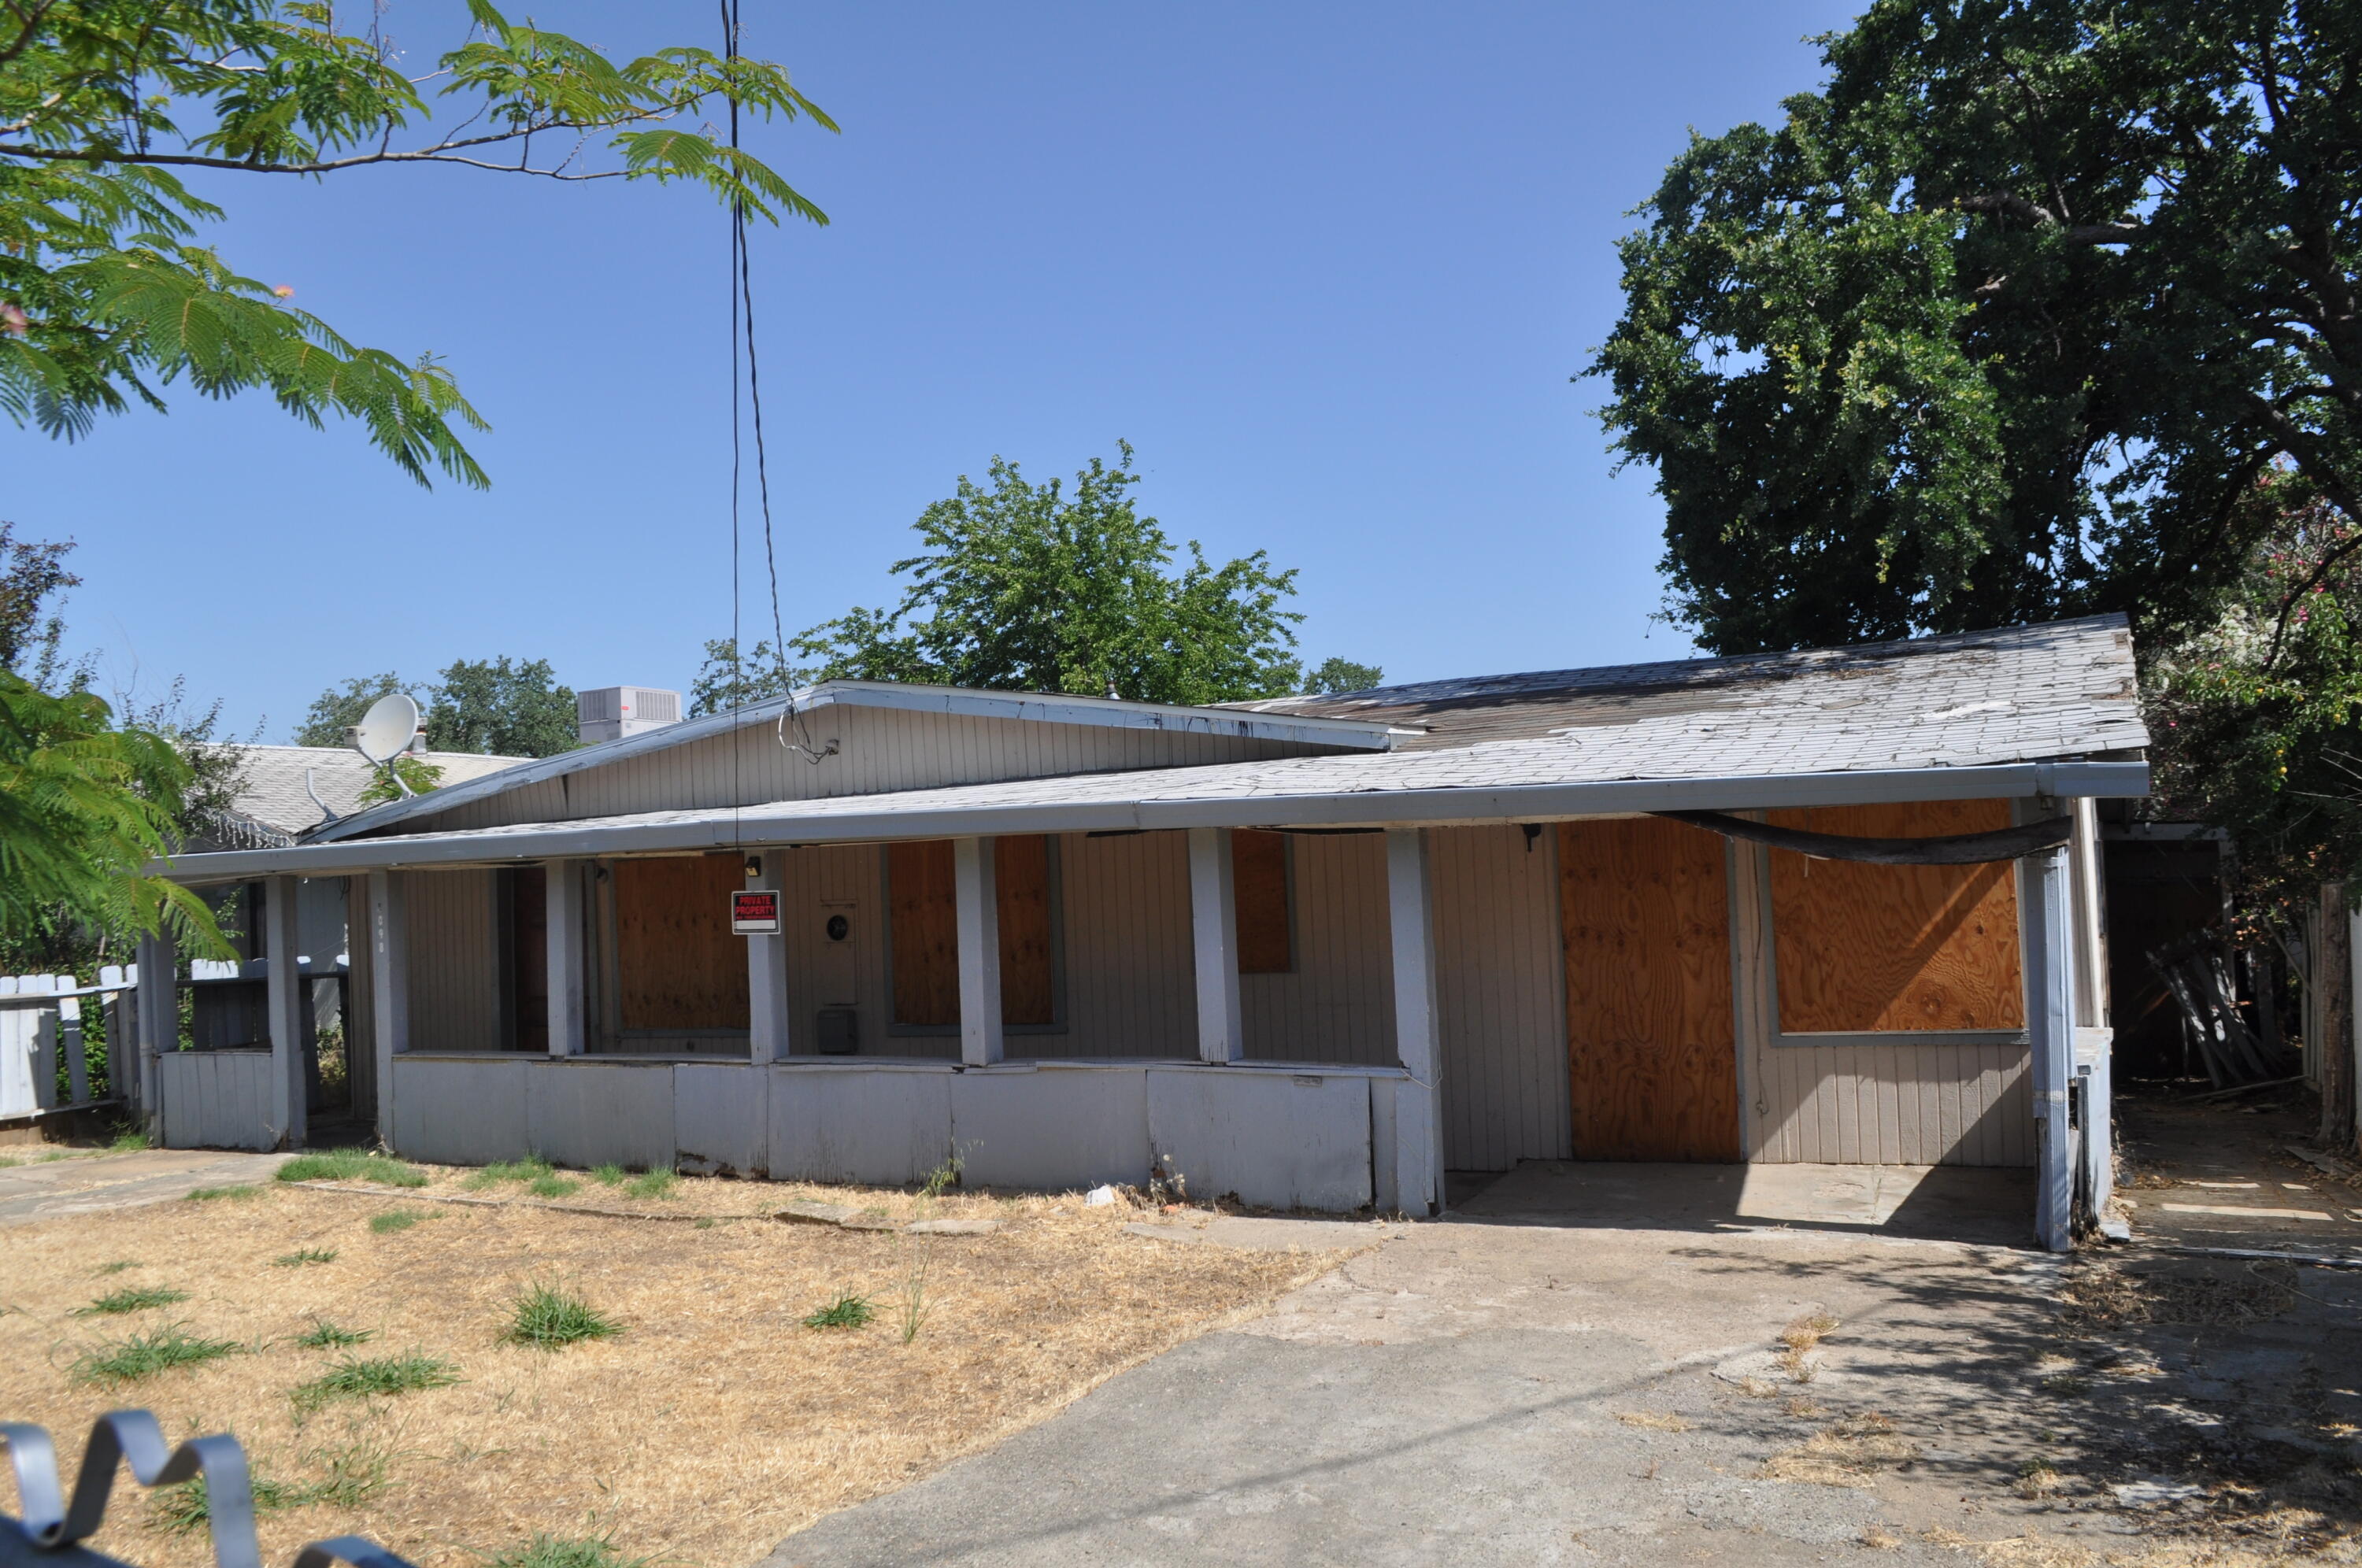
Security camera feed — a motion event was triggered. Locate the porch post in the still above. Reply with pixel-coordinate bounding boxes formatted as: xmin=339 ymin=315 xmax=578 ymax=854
xmin=2021 ymin=807 xmax=2078 ymax=1252
xmin=747 ymin=849 xmax=790 ymax=1063
xmin=546 ymin=860 xmax=587 ymax=1057
xmin=264 ymin=874 xmax=308 ymax=1150
xmin=1386 ymin=827 xmax=1445 ymax=1217
xmin=953 ymin=837 xmax=1004 ymax=1066
xmin=368 ymin=871 xmax=409 ymax=1148
xmin=133 ymin=927 xmax=175 ymax=1141
xmin=1187 ymin=827 xmax=1244 ymax=1063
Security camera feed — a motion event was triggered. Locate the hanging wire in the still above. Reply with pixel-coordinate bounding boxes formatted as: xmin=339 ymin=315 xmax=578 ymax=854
xmin=723 ymin=0 xmax=831 ymax=766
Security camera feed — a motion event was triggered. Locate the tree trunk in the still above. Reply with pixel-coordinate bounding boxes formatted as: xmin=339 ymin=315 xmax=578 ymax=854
xmin=2320 ymin=884 xmax=2356 ymax=1152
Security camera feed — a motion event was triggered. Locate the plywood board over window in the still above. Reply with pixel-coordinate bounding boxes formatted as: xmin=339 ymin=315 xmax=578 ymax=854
xmin=1767 ymin=799 xmax=2024 ymax=1034
xmin=1559 ymin=818 xmax=1740 ymax=1161
xmin=888 ymin=837 xmax=1059 ymax=1029
xmin=613 ymin=854 xmax=749 ymax=1030
xmin=1232 ymin=829 xmax=1292 ymax=974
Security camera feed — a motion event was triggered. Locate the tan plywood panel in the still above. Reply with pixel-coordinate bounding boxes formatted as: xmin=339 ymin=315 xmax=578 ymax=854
xmin=996 ymin=835 xmax=1056 ymax=1026
xmin=889 ymin=840 xmax=960 ymax=1026
xmin=1559 ymin=818 xmax=1739 ymax=1161
xmin=615 ymin=853 xmax=750 ymax=1030
xmin=1768 ymin=800 xmax=2023 ymax=1034
xmin=1231 ymin=829 xmax=1293 ymax=974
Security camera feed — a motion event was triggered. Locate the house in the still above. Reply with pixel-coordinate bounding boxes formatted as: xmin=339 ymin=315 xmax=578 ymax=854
xmin=143 ymin=615 xmax=2145 ymax=1248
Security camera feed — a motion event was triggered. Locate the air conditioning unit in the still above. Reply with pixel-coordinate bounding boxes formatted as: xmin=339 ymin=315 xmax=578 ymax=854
xmin=577 ymin=686 xmax=683 ymax=745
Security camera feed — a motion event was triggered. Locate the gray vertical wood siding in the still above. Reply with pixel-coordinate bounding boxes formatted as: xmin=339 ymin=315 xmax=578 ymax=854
xmin=404 ymin=868 xmax=501 ymax=1053
xmin=157 ymin=1048 xmax=274 ymax=1151
xmin=1432 ymin=825 xmax=1572 ymax=1170
xmin=419 ymin=708 xmax=1309 ymax=834
xmin=1242 ymin=832 xmax=1398 ymax=1067
xmin=1046 ymin=830 xmax=1195 ymax=1059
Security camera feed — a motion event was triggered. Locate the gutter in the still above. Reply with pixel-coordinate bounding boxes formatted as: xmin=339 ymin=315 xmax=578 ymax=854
xmin=154 ymin=760 xmax=2149 ymax=882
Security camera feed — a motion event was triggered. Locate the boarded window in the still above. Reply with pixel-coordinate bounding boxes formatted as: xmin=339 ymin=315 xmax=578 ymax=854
xmin=1768 ymin=799 xmax=2025 ymax=1034
xmin=1232 ymin=829 xmax=1292 ymax=974
xmin=888 ymin=837 xmax=1058 ymax=1027
xmin=613 ymin=854 xmax=750 ymax=1030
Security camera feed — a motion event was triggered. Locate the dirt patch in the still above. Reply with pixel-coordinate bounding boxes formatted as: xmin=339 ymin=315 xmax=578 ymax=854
xmin=0 ymin=1174 xmax=1350 ymax=1568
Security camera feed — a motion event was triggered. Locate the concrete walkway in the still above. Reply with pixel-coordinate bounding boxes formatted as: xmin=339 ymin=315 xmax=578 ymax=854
xmin=765 ymin=1162 xmax=2068 ymax=1567
xmin=0 ymin=1148 xmax=290 ymax=1226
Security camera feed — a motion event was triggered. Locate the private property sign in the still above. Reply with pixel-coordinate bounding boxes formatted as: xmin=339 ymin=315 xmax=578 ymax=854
xmin=731 ymin=889 xmax=781 ymax=935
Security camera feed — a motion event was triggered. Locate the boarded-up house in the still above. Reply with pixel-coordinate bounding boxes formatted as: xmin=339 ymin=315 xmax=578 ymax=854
xmin=148 ymin=615 xmax=2146 ymax=1248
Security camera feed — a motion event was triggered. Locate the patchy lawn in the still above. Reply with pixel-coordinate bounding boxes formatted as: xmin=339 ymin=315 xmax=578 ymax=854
xmin=0 ymin=1169 xmax=1353 ymax=1568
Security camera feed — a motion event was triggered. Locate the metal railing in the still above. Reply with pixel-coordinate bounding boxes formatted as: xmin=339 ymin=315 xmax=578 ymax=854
xmin=2 ymin=1414 xmax=411 ymax=1568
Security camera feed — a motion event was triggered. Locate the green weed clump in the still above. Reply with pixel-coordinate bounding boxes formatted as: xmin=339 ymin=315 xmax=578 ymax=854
xmin=79 ymin=1286 xmax=190 ymax=1316
xmin=186 ymin=1184 xmax=262 ymax=1202
xmin=273 ymin=1248 xmax=338 ymax=1268
xmin=151 ymin=1440 xmax=389 ymax=1533
xmin=622 ymin=1170 xmax=676 ymax=1200
xmin=294 ymin=1318 xmax=375 ymax=1350
xmin=276 ymin=1151 xmax=428 ymax=1188
xmin=109 ymin=1126 xmax=154 ymax=1152
xmin=802 ymin=1294 xmax=874 ymax=1331
xmin=94 ymin=1260 xmax=140 ymax=1275
xmin=490 ymin=1534 xmax=650 ymax=1568
xmin=505 ymin=1284 xmax=621 ymax=1350
xmin=590 ymin=1163 xmax=627 ymax=1186
xmin=293 ymin=1351 xmax=460 ymax=1409
xmin=525 ymin=1173 xmax=580 ymax=1199
xmin=71 ymin=1325 xmax=244 ymax=1386
xmin=461 ymin=1156 xmax=555 ymax=1192
xmin=368 ymin=1209 xmax=438 ymax=1235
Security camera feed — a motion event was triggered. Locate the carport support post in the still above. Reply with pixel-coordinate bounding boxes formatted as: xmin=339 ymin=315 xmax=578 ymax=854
xmin=1187 ymin=827 xmax=1244 ymax=1063
xmin=747 ymin=849 xmax=790 ymax=1063
xmin=2022 ymin=813 xmax=2077 ymax=1252
xmin=265 ymin=874 xmax=308 ymax=1150
xmin=546 ymin=860 xmax=587 ymax=1057
xmin=1386 ymin=827 xmax=1445 ymax=1217
xmin=954 ymin=837 xmax=1004 ymax=1066
xmin=368 ymin=871 xmax=409 ymax=1148
xmin=133 ymin=927 xmax=175 ymax=1136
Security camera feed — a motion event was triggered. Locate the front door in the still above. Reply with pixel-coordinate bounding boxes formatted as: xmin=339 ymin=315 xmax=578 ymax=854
xmin=1559 ymin=819 xmax=1741 ymax=1161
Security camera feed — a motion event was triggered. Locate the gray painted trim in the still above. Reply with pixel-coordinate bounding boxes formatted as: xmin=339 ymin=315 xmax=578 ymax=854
xmin=304 ymin=682 xmax=1401 ymax=845
xmin=158 ymin=762 xmax=2154 ymax=883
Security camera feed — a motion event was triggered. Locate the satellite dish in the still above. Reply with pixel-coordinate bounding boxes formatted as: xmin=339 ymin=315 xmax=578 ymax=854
xmin=350 ymin=693 xmax=422 ymax=766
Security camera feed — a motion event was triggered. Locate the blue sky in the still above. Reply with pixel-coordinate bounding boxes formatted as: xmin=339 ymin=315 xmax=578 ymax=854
xmin=10 ymin=1 xmax=1860 ymax=739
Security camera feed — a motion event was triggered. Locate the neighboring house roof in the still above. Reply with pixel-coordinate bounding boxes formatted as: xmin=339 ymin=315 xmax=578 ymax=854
xmin=192 ymin=745 xmax=529 ymax=850
xmin=165 ymin=615 xmax=2150 ymax=878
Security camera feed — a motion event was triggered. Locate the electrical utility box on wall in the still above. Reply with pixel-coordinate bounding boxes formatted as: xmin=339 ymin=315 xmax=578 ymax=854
xmin=576 ymin=686 xmax=683 ymax=745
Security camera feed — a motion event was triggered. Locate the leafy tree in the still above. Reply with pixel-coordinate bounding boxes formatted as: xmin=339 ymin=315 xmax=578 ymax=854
xmin=790 ymin=445 xmax=1306 ymax=704
xmin=293 ymin=672 xmax=411 ymax=747
xmin=425 ymin=656 xmax=576 ymax=757
xmin=1589 ymin=0 xmax=2362 ymax=658
xmin=1304 ymin=656 xmax=1384 ymax=695
xmin=359 ymin=754 xmax=446 ymax=807
xmin=2 ymin=0 xmax=834 ymax=485
xmin=688 ymin=637 xmax=795 ymax=719
xmin=0 ymin=531 xmax=226 ymax=969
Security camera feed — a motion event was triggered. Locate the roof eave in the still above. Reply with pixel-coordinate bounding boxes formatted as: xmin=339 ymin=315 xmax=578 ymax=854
xmin=160 ymin=759 xmax=2150 ymax=883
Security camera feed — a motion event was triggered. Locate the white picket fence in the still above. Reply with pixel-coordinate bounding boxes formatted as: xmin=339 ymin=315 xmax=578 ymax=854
xmin=0 ymin=967 xmax=139 ymax=1119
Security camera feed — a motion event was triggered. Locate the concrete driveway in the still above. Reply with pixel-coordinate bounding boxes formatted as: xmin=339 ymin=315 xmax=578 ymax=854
xmin=0 ymin=1147 xmax=290 ymax=1226
xmin=765 ymin=1163 xmax=2082 ymax=1567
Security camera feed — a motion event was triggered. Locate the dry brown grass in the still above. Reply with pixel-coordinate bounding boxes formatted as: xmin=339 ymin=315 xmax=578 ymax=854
xmin=1614 ymin=1411 xmax=1691 ymax=1432
xmin=1761 ymin=1411 xmax=1919 ymax=1486
xmin=0 ymin=1175 xmax=1348 ymax=1568
xmin=1976 ymin=1532 xmax=2351 ymax=1567
xmin=1777 ymin=1310 xmax=1838 ymax=1382
xmin=2057 ymin=1259 xmax=2298 ymax=1331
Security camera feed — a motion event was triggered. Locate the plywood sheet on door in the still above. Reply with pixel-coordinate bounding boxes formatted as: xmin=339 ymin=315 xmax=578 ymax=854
xmin=1559 ymin=818 xmax=1738 ymax=1161
xmin=888 ymin=837 xmax=1057 ymax=1027
xmin=1767 ymin=800 xmax=2023 ymax=1034
xmin=614 ymin=854 xmax=749 ymax=1030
